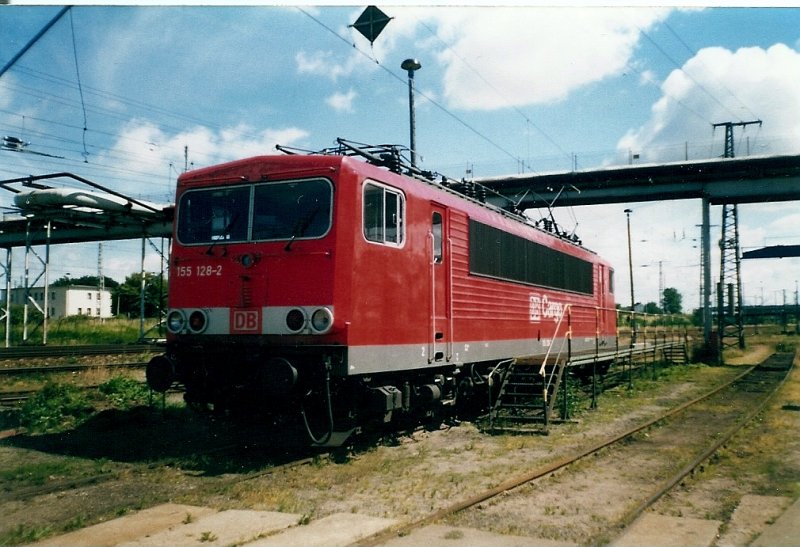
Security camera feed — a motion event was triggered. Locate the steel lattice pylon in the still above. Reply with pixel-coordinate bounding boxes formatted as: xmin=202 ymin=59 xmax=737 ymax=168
xmin=718 ymin=203 xmax=745 ymax=355
xmin=712 ymin=120 xmax=759 ymax=361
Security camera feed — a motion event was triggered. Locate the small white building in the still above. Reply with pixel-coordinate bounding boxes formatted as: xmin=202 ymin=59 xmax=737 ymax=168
xmin=6 ymin=285 xmax=113 ymax=319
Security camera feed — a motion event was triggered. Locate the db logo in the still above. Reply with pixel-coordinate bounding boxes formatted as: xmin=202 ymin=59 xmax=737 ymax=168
xmin=231 ymin=309 xmax=261 ymax=333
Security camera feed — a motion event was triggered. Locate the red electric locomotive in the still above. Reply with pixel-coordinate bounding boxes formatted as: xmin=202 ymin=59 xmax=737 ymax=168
xmin=147 ymin=140 xmax=617 ymax=444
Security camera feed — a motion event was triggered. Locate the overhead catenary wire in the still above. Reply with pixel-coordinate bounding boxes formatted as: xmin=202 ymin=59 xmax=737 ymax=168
xmin=68 ymin=9 xmax=89 ymax=162
xmin=621 ymin=62 xmax=711 ymax=125
xmin=0 ymin=8 xmax=781 ymax=191
xmin=4 ymin=63 xmax=270 ymax=142
xmin=0 ymin=6 xmax=70 ymax=80
xmin=297 ymin=6 xmax=525 ymax=171
xmin=662 ymin=21 xmax=760 ymax=122
xmin=638 ymin=26 xmax=744 ymax=123
xmin=412 ymin=17 xmax=570 ymax=171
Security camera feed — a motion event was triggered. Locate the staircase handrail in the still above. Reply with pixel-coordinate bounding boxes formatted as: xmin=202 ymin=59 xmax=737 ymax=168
xmin=539 ymin=304 xmax=572 ymax=402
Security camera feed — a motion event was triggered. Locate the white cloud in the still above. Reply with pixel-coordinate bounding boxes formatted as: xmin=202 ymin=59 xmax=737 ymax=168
xmin=428 ymin=7 xmax=671 ymax=110
xmin=618 ymin=43 xmax=800 ymax=161
xmin=638 ymin=69 xmax=658 ymax=87
xmin=606 ymin=39 xmax=800 ymax=307
xmin=0 ymin=74 xmax=17 ymax=111
xmin=93 ymin=120 xmax=309 ymax=199
xmin=325 ymin=89 xmax=357 ymax=113
xmin=293 ymin=6 xmax=672 ymax=112
xmin=296 ymin=50 xmax=355 ymax=81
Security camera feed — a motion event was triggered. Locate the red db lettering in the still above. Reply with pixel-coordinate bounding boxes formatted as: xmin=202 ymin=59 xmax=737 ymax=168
xmin=231 ymin=309 xmax=261 ymax=333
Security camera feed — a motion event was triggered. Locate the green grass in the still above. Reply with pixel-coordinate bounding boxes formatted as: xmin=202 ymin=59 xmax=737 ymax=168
xmin=0 ymin=523 xmax=53 ymax=546
xmin=0 ymin=460 xmax=75 ymax=486
xmin=2 ymin=315 xmax=161 ymax=346
xmin=19 ymin=376 xmax=152 ymax=434
xmin=19 ymin=383 xmax=94 ymax=433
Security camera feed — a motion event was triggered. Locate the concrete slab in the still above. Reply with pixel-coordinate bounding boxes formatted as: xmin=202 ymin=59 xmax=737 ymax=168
xmin=751 ymin=497 xmax=800 ymax=547
xmin=119 ymin=509 xmax=301 ymax=547
xmin=244 ymin=513 xmax=397 ymax=547
xmin=717 ymin=494 xmax=793 ymax=547
xmin=609 ymin=514 xmax=721 ymax=547
xmin=29 ymin=504 xmax=215 ymax=547
xmin=377 ymin=524 xmax=578 ymax=547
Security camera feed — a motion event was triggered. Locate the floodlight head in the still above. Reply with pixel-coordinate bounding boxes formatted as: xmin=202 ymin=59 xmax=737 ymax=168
xmin=401 ymin=58 xmax=421 ymax=73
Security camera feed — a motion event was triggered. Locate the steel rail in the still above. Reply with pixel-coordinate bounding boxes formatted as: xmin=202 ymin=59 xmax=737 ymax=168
xmin=0 ymin=344 xmax=160 ymax=360
xmin=352 ymin=362 xmax=767 ymax=547
xmin=0 ymin=361 xmax=146 ymax=376
xmin=604 ymin=354 xmax=795 ymax=543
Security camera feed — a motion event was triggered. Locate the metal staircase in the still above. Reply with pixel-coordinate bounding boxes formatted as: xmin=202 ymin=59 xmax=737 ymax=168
xmin=489 ymin=305 xmax=574 ymax=434
xmin=489 ymin=358 xmax=569 ymax=433
xmin=661 ymin=343 xmax=688 ymax=365
xmin=486 ymin=305 xmax=690 ymax=435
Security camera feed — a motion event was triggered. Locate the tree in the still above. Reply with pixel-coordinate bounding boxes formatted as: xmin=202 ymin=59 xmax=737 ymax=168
xmin=114 ymin=272 xmax=167 ymax=318
xmin=644 ymin=302 xmax=662 ymax=314
xmin=51 ymin=275 xmax=119 ymax=289
xmin=662 ymin=287 xmax=683 ymax=314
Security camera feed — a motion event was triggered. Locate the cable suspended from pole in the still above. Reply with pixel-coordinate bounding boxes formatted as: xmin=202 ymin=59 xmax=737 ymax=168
xmin=69 ymin=8 xmax=90 ymax=162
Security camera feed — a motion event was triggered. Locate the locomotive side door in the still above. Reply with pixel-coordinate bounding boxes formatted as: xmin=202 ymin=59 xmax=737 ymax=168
xmin=597 ymin=264 xmax=606 ymax=332
xmin=430 ymin=204 xmax=451 ymax=362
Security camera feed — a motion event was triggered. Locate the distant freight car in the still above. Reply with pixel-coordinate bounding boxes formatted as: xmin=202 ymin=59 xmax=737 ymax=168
xmin=147 ymin=140 xmax=617 ymax=445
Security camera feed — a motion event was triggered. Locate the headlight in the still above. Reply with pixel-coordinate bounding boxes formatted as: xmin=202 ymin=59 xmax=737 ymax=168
xmin=310 ymin=307 xmax=333 ymax=334
xmin=188 ymin=310 xmax=208 ymax=333
xmin=285 ymin=308 xmax=306 ymax=332
xmin=166 ymin=309 xmax=186 ymax=334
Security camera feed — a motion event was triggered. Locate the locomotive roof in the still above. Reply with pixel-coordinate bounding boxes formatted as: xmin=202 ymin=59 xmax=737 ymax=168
xmin=179 ymin=139 xmax=593 ymax=254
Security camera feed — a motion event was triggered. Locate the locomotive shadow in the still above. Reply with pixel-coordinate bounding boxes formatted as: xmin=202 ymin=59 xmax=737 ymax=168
xmin=7 ymin=405 xmax=316 ymax=475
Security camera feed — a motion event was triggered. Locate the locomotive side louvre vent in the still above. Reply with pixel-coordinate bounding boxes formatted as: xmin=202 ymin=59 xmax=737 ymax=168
xmin=468 ymin=220 xmax=593 ymax=295
xmin=240 ymin=277 xmax=253 ymax=308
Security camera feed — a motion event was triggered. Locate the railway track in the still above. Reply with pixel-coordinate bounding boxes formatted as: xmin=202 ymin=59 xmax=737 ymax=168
xmin=0 ymin=361 xmax=147 ymax=377
xmin=0 ymin=343 xmax=159 ymax=361
xmin=0 ymin=361 xmax=149 ymax=408
xmin=354 ymin=352 xmax=795 ymax=546
xmin=1 ymin=352 xmax=794 ymax=546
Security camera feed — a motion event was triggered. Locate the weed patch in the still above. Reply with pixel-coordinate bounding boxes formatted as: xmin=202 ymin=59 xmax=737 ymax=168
xmin=98 ymin=377 xmax=150 ymax=409
xmin=19 ymin=376 xmax=152 ymax=434
xmin=19 ymin=383 xmax=93 ymax=433
xmin=0 ymin=523 xmax=52 ymax=546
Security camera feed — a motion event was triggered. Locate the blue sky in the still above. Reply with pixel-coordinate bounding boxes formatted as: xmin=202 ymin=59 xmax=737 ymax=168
xmin=1 ymin=3 xmax=799 ymax=313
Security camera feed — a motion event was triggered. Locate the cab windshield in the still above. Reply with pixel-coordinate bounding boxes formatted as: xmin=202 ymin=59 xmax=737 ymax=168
xmin=177 ymin=178 xmax=332 ymax=245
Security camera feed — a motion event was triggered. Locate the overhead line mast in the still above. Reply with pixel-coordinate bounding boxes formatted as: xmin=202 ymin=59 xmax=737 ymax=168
xmin=714 ymin=120 xmax=762 ymax=360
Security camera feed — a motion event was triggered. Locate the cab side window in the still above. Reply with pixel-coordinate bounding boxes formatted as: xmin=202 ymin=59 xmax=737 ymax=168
xmin=364 ymin=182 xmax=404 ymax=246
xmin=432 ymin=212 xmax=443 ymax=263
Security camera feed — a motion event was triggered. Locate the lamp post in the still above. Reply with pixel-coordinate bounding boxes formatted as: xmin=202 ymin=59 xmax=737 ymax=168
xmin=625 ymin=209 xmax=635 ymax=311
xmin=625 ymin=208 xmax=636 ymax=347
xmin=401 ymin=58 xmax=421 ymax=168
